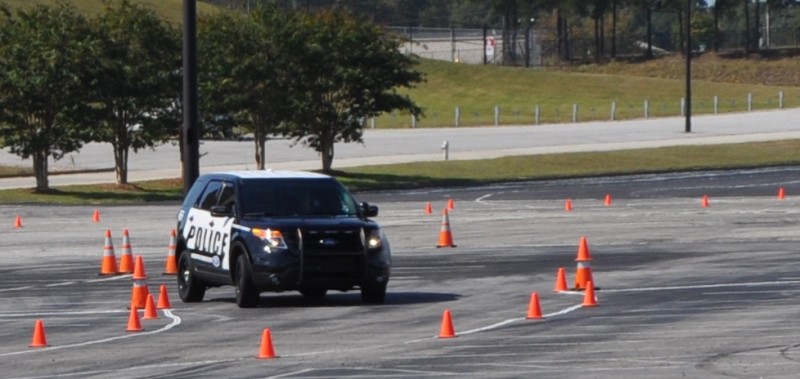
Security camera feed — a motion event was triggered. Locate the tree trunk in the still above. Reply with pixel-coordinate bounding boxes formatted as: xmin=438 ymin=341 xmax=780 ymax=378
xmin=611 ymin=0 xmax=617 ymax=59
xmin=744 ymin=0 xmax=750 ymax=54
xmin=713 ymin=5 xmax=720 ymax=52
xmin=320 ymin=132 xmax=334 ymax=173
xmin=254 ymin=129 xmax=266 ymax=170
xmin=754 ymin=0 xmax=760 ymax=52
xmin=33 ymin=149 xmax=49 ymax=192
xmin=114 ymin=142 xmax=128 ymax=185
xmin=646 ymin=6 xmax=653 ymax=58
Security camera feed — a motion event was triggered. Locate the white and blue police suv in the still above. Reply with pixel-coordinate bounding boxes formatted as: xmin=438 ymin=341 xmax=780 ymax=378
xmin=176 ymin=170 xmax=391 ymax=308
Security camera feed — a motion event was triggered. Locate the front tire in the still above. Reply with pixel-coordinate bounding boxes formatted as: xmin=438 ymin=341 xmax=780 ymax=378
xmin=235 ymin=255 xmax=259 ymax=308
xmin=361 ymin=283 xmax=387 ymax=304
xmin=177 ymin=251 xmax=206 ymax=302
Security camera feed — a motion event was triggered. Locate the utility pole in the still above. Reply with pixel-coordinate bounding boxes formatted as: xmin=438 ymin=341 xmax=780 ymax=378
xmin=685 ymin=0 xmax=692 ymax=133
xmin=182 ymin=0 xmax=200 ymax=196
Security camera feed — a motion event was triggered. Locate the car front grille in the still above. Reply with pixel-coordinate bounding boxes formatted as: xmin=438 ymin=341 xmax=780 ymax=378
xmin=285 ymin=227 xmax=366 ymax=283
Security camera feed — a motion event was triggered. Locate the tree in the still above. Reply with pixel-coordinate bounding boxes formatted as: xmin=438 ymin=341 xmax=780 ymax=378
xmin=286 ymin=10 xmax=424 ymax=173
xmin=0 ymin=4 xmax=97 ymax=191
xmin=89 ymin=1 xmax=182 ymax=185
xmin=198 ymin=7 xmax=298 ymax=170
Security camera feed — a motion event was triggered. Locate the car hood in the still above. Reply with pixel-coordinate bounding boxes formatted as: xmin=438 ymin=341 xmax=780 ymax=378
xmin=239 ymin=216 xmax=377 ymax=230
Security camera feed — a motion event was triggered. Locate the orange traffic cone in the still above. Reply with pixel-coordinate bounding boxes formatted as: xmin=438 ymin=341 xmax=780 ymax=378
xmin=447 ymin=198 xmax=455 ymax=211
xmin=143 ymin=294 xmax=158 ymax=320
xmin=126 ymin=306 xmax=143 ymax=332
xmin=701 ymin=195 xmax=710 ymax=208
xmin=582 ymin=281 xmax=598 ymax=307
xmin=526 ymin=292 xmax=543 ymax=319
xmin=778 ymin=187 xmax=786 ymax=200
xmin=258 ymin=328 xmax=277 ymax=359
xmin=92 ymin=209 xmax=100 ymax=223
xmin=129 ymin=256 xmax=150 ymax=309
xmin=13 ymin=215 xmax=22 ymax=229
xmin=553 ymin=267 xmax=568 ymax=292
xmin=132 ymin=255 xmax=148 ymax=280
xmin=436 ymin=208 xmax=456 ymax=248
xmin=574 ymin=237 xmax=594 ymax=290
xmin=424 ymin=202 xmax=433 ymax=215
xmin=118 ymin=228 xmax=134 ymax=274
xmin=438 ymin=309 xmax=456 ymax=338
xmin=163 ymin=229 xmax=178 ymax=275
xmin=99 ymin=229 xmax=118 ymax=276
xmin=564 ymin=198 xmax=573 ymax=212
xmin=29 ymin=319 xmax=48 ymax=348
xmin=157 ymin=284 xmax=172 ymax=310
xmin=604 ymin=194 xmax=612 ymax=207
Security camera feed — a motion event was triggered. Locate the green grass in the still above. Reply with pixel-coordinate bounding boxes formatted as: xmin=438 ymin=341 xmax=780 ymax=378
xmin=335 ymin=139 xmax=800 ymax=191
xmin=3 ymin=140 xmax=800 ymax=204
xmin=0 ymin=179 xmax=183 ymax=205
xmin=0 ymin=0 xmax=219 ymax=23
xmin=376 ymin=58 xmax=800 ymax=128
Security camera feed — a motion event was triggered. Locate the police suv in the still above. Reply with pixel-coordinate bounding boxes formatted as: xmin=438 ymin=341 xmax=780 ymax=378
xmin=176 ymin=170 xmax=391 ymax=308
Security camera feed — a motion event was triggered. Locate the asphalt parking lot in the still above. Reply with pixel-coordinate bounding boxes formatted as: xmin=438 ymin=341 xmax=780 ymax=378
xmin=2 ymin=170 xmax=800 ymax=378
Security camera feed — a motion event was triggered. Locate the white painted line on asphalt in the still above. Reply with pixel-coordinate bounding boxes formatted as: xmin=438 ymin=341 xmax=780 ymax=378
xmin=0 ymin=286 xmax=32 ymax=293
xmin=0 ymin=310 xmax=181 ymax=357
xmin=45 ymin=282 xmax=76 ymax=287
xmin=0 ymin=310 xmax=127 ymax=318
xmin=458 ymin=304 xmax=584 ymax=336
xmin=9 ymin=358 xmax=247 ymax=379
xmin=85 ymin=275 xmax=131 ymax=283
xmin=600 ymin=279 xmax=800 ymax=293
xmin=266 ymin=369 xmax=316 ymax=378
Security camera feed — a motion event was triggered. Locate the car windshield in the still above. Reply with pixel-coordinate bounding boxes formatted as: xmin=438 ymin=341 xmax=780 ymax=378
xmin=240 ymin=178 xmax=359 ymax=218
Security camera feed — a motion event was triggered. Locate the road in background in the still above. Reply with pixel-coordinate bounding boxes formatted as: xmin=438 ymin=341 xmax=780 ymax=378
xmin=1 ymin=109 xmax=799 ymax=189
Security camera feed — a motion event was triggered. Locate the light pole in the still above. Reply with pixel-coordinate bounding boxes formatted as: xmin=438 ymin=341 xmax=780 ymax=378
xmin=182 ymin=0 xmax=200 ymax=196
xmin=685 ymin=0 xmax=692 ymax=133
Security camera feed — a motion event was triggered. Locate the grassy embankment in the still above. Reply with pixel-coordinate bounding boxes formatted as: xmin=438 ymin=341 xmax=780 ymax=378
xmin=1 ymin=2 xmax=800 ymax=203
xmin=0 ymin=0 xmax=218 ymax=23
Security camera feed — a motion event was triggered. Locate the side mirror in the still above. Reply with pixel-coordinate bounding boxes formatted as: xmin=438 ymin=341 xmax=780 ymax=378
xmin=210 ymin=205 xmax=234 ymax=218
xmin=360 ymin=202 xmax=378 ymax=217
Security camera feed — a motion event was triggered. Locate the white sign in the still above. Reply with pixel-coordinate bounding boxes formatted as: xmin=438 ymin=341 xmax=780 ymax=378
xmin=486 ymin=37 xmax=495 ymax=58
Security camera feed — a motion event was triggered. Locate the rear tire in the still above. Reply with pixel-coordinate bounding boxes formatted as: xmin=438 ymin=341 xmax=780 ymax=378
xmin=177 ymin=251 xmax=206 ymax=302
xmin=235 ymin=255 xmax=259 ymax=308
xmin=361 ymin=283 xmax=387 ymax=304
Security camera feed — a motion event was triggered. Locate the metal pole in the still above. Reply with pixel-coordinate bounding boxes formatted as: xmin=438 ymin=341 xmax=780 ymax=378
xmin=182 ymin=0 xmax=200 ymax=196
xmin=685 ymin=0 xmax=692 ymax=133
xmin=482 ymin=25 xmax=487 ymax=65
xmin=450 ymin=27 xmax=456 ymax=63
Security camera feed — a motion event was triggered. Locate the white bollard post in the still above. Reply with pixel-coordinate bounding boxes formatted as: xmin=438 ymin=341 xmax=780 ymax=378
xmin=441 ymin=140 xmax=449 ymax=161
xmin=680 ymin=97 xmax=685 ymax=117
xmin=534 ymin=105 xmax=540 ymax=125
xmin=713 ymin=95 xmax=719 ymax=114
xmin=747 ymin=92 xmax=753 ymax=111
xmin=572 ymin=103 xmax=578 ymax=123
xmin=644 ymin=99 xmax=649 ymax=119
xmin=494 ymin=105 xmax=500 ymax=126
xmin=455 ymin=107 xmax=460 ymax=127
xmin=779 ymin=91 xmax=784 ymax=109
xmin=610 ymin=101 xmax=616 ymax=121
xmin=411 ymin=114 xmax=416 ymax=128
xmin=370 ymin=117 xmax=375 ymax=129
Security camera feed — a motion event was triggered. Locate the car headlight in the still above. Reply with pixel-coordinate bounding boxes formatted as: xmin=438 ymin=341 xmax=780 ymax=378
xmin=252 ymin=228 xmax=287 ymax=252
xmin=367 ymin=229 xmax=382 ymax=250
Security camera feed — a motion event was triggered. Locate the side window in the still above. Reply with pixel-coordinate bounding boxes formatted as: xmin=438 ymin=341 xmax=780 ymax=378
xmin=198 ymin=181 xmax=224 ymax=210
xmin=219 ymin=183 xmax=236 ymax=211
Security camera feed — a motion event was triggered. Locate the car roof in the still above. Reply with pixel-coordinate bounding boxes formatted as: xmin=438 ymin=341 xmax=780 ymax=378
xmin=201 ymin=170 xmax=331 ymax=181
